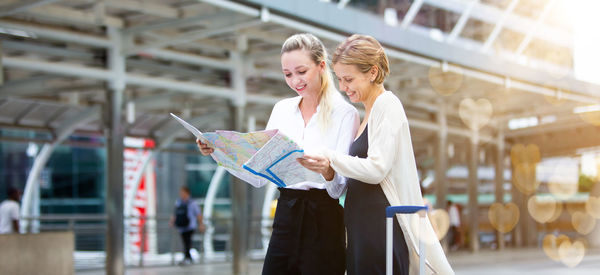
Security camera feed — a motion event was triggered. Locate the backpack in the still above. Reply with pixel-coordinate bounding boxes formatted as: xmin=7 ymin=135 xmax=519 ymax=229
xmin=174 ymin=201 xmax=190 ymax=227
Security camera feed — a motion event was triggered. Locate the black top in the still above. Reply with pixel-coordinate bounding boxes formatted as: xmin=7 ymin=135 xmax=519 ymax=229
xmin=345 ymin=127 xmax=389 ymax=205
xmin=344 ymin=126 xmax=409 ymax=275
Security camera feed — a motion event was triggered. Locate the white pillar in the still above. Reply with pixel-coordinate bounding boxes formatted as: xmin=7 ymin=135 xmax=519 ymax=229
xmin=105 ymin=26 xmax=126 ymax=275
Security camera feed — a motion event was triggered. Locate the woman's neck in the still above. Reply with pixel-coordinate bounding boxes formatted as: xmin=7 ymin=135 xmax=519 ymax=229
xmin=362 ymin=84 xmax=385 ymax=116
xmin=299 ymin=92 xmax=320 ymax=126
xmin=300 ymin=93 xmax=319 ymax=112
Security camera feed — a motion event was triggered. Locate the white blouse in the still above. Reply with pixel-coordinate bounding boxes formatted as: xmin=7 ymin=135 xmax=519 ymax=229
xmin=243 ymin=91 xmax=359 ymax=199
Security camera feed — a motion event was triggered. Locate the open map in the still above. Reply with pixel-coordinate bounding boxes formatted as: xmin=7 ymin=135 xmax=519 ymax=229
xmin=170 ymin=113 xmax=326 ymax=187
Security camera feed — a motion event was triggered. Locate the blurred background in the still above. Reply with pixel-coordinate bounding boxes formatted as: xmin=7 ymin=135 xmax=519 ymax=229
xmin=0 ymin=0 xmax=599 ymax=274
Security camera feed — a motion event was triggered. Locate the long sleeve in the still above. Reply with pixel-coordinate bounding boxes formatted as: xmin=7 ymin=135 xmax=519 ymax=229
xmin=324 ymin=99 xmax=402 ymax=184
xmin=324 ymin=107 xmax=360 ymax=198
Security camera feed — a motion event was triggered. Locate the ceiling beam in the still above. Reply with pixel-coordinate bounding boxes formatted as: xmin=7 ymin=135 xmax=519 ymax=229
xmin=0 ymin=0 xmax=59 ymax=18
xmin=505 ymin=116 xmax=591 ymax=138
xmin=26 ymin=4 xmax=124 ymax=28
xmin=0 ymin=75 xmax=57 ymax=98
xmin=14 ymin=102 xmax=38 ymax=125
xmin=513 ymin=126 xmax=600 ymax=158
xmin=514 ymin=0 xmax=557 ymax=55
xmin=137 ymin=48 xmax=232 ymax=70
xmin=0 ymin=20 xmax=111 ymax=47
xmin=481 ymin=0 xmax=519 ymax=52
xmin=400 ymin=0 xmax=424 ymax=29
xmin=446 ymin=0 xmax=478 ymax=43
xmin=3 ymin=56 xmax=112 ymax=80
xmin=125 ymin=18 xmax=263 ymax=54
xmin=122 ymin=11 xmax=231 ymax=36
xmin=218 ymin=0 xmax=600 ymax=104
xmin=3 ymin=56 xmax=235 ymax=99
xmin=104 ymin=0 xmax=180 ymax=18
xmin=423 ymin=0 xmax=571 ymax=49
xmin=2 ymin=40 xmax=96 ymax=59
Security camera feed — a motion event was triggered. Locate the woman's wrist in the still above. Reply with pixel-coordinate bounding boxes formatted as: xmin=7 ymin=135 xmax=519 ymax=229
xmin=323 ymin=167 xmax=335 ymax=181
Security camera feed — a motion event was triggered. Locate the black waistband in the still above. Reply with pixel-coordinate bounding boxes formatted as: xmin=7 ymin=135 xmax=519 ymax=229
xmin=278 ymin=188 xmax=336 ymax=203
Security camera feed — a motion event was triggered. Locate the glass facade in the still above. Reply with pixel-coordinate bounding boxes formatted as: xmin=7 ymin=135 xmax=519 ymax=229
xmin=1 ymin=129 xmax=235 ymax=253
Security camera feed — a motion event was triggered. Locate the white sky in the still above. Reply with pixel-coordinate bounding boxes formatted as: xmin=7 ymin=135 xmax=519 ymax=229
xmin=572 ymin=0 xmax=600 ymax=85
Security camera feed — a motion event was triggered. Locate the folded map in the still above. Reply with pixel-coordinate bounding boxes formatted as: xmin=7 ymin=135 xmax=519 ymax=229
xmin=170 ymin=113 xmax=326 ymax=187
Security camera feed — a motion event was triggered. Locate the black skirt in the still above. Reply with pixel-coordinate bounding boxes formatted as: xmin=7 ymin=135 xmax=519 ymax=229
xmin=344 ymin=126 xmax=409 ymax=275
xmin=262 ymin=188 xmax=346 ymax=275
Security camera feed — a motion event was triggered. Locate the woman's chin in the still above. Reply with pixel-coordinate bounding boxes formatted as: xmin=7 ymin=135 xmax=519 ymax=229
xmin=296 ymin=89 xmax=316 ymax=98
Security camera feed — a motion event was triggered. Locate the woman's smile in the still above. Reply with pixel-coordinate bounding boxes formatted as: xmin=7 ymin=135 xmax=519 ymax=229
xmin=295 ymin=84 xmax=307 ymax=92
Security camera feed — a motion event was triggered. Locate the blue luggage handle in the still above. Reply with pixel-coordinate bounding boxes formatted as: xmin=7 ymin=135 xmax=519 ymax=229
xmin=386 ymin=205 xmax=429 ymax=275
xmin=386 ymin=205 xmax=428 ymax=217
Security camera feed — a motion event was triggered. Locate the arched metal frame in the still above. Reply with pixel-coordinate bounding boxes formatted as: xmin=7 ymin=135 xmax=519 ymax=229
xmin=20 ymin=106 xmax=100 ymax=232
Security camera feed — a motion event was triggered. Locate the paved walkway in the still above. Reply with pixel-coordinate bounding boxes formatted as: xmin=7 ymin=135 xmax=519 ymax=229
xmin=78 ymin=248 xmax=600 ymax=275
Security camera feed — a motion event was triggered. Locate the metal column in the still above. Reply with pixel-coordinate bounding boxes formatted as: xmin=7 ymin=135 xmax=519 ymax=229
xmin=524 ymin=196 xmax=538 ymax=247
xmin=494 ymin=131 xmax=505 ymax=250
xmin=105 ymin=27 xmax=125 ymax=275
xmin=510 ymin=158 xmax=523 ymax=247
xmin=230 ymin=104 xmax=249 ymax=274
xmin=435 ymin=103 xmax=448 ymax=209
xmin=230 ymin=44 xmax=249 ymax=274
xmin=467 ymin=132 xmax=480 ymax=252
xmin=435 ymin=103 xmax=448 ymax=250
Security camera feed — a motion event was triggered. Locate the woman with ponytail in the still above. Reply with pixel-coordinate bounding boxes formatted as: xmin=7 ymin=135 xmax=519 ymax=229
xmin=197 ymin=33 xmax=359 ymax=275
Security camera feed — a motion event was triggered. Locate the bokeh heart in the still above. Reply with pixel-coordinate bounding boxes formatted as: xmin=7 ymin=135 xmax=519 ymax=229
xmin=408 ymin=212 xmax=439 ymax=245
xmin=488 ymin=202 xmax=519 ymax=233
xmin=543 ymin=234 xmax=570 ymax=261
xmin=510 ymin=144 xmax=541 ymax=195
xmin=459 ymin=98 xmax=493 ymax=131
xmin=548 ymin=182 xmax=578 ymax=201
xmin=527 ymin=196 xmax=559 ymax=223
xmin=558 ymin=240 xmax=586 ymax=268
xmin=571 ymin=211 xmax=596 ymax=235
xmin=585 ymin=196 xmax=600 ymax=218
xmin=547 ymin=200 xmax=563 ymax=223
xmin=565 ymin=201 xmax=585 ymax=216
xmin=428 ymin=65 xmax=463 ymax=96
xmin=429 ymin=209 xmax=450 ymax=241
xmin=513 ymin=163 xmax=539 ymax=195
xmin=510 ymin=144 xmax=541 ymax=166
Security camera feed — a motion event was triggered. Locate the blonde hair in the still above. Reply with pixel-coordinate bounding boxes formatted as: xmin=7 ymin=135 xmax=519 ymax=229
xmin=332 ymin=34 xmax=390 ymax=84
xmin=281 ymin=33 xmax=336 ymax=133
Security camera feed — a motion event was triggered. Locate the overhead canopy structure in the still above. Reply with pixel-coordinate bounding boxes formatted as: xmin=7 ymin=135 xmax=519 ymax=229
xmin=0 ymin=0 xmax=597 ymax=158
xmin=1 ymin=0 xmax=600 ymax=273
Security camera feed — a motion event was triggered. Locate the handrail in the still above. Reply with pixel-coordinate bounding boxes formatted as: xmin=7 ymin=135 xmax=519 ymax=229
xmin=20 ymin=212 xmax=273 ymax=268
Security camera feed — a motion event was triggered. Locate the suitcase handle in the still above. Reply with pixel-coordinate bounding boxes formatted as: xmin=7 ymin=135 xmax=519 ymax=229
xmin=386 ymin=205 xmax=428 ymax=217
xmin=386 ymin=205 xmax=428 ymax=275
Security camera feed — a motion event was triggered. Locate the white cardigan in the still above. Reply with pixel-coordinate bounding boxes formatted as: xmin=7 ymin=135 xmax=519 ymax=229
xmin=323 ymin=91 xmax=454 ymax=275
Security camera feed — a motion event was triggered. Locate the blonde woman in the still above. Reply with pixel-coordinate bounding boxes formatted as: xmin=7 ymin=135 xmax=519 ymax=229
xmin=299 ymin=34 xmax=454 ymax=275
xmin=197 ymin=33 xmax=359 ymax=275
